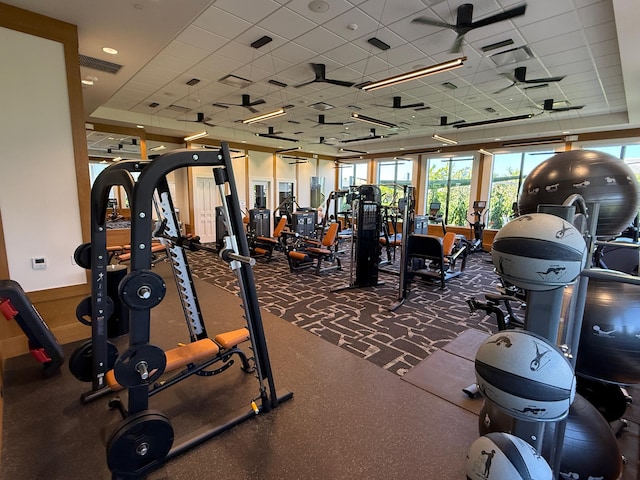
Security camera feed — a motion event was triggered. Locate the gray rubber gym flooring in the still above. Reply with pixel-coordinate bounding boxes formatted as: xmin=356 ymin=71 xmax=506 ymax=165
xmin=1 ymin=258 xmax=637 ymax=478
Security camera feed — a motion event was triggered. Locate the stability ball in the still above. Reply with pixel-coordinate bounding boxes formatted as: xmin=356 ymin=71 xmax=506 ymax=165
xmin=574 ymin=276 xmax=640 ymax=384
xmin=479 ymin=394 xmax=623 ymax=480
xmin=519 ymin=150 xmax=639 ymax=237
xmin=491 ymin=213 xmax=587 ymax=291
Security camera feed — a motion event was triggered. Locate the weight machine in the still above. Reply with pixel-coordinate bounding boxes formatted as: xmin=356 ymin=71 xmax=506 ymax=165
xmin=71 ymin=145 xmax=292 ymax=479
xmin=333 ymin=185 xmax=383 ymax=292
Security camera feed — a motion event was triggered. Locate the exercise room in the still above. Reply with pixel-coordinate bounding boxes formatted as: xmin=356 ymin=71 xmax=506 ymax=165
xmin=0 ymin=1 xmax=639 ymax=479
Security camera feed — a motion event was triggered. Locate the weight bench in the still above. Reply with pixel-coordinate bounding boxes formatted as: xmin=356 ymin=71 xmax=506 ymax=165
xmin=117 ymin=242 xmax=167 ymax=264
xmin=105 ymin=327 xmax=252 ymax=393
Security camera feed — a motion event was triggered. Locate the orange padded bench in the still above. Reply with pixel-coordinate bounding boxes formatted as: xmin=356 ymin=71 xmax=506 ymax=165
xmin=117 ymin=242 xmax=166 ymax=262
xmin=105 ymin=327 xmax=250 ymax=391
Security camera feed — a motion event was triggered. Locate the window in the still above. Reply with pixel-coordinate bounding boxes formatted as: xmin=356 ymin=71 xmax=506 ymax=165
xmin=487 ymin=151 xmax=554 ymax=229
xmin=339 ymin=162 xmax=368 ymax=189
xmin=425 ymin=156 xmax=473 ymax=226
xmin=377 ymin=158 xmax=413 ymax=205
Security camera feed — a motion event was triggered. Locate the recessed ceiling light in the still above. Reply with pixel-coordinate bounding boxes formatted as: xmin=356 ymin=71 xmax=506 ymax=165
xmin=81 ymin=76 xmax=97 ymax=86
xmin=102 ymin=47 xmax=118 ymax=55
xmin=136 ymin=125 xmax=144 ymax=129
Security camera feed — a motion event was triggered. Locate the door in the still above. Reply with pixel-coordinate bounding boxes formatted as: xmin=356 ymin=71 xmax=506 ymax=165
xmin=195 ymin=176 xmax=217 ymax=243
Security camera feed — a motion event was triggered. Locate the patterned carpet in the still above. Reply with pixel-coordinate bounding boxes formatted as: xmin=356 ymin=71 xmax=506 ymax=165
xmin=187 ymin=244 xmax=501 ymax=376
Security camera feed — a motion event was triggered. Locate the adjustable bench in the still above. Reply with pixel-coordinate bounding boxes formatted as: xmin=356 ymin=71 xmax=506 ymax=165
xmin=105 ymin=327 xmax=251 ymax=392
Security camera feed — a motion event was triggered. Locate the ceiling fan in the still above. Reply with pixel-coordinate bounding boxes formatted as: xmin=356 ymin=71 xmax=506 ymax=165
xmin=542 ymin=99 xmax=585 ymax=112
xmin=213 ymin=94 xmax=266 ymax=113
xmin=255 ymin=126 xmax=299 ymax=143
xmin=294 ymin=63 xmax=355 ymax=88
xmin=412 ymin=3 xmax=527 ymax=53
xmin=311 ymin=115 xmax=352 ymax=127
xmin=340 ymin=128 xmax=394 ymax=143
xmin=284 ymin=156 xmax=309 ymax=165
xmin=494 ymin=66 xmax=565 ymax=94
xmin=180 ymin=112 xmax=216 ymax=127
xmin=422 ymin=116 xmax=465 ymax=127
xmin=373 ymin=96 xmax=425 ymax=109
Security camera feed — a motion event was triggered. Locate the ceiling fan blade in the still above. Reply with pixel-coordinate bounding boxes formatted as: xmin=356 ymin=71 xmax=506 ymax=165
xmin=411 ymin=16 xmax=454 ymax=29
xmin=247 ymin=106 xmax=259 ymax=113
xmin=326 ymin=79 xmax=355 ymax=87
xmin=203 ymin=121 xmax=216 ymax=127
xmin=400 ymin=102 xmax=425 ymax=109
xmin=293 ymin=80 xmax=316 ymax=89
xmin=249 ymin=99 xmax=266 ymax=107
xmin=470 ymin=4 xmax=527 ymax=30
xmin=493 ymin=82 xmax=517 ymax=94
xmin=523 ymin=83 xmax=550 ymax=90
xmin=450 ymin=34 xmax=465 ymax=53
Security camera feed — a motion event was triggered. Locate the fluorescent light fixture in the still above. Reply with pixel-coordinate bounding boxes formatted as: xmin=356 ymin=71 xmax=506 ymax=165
xmin=453 ymin=113 xmax=534 ymax=129
xmin=149 ymin=145 xmax=167 ymax=152
xmin=478 ymin=149 xmax=493 ymax=156
xmin=502 ymin=137 xmax=564 ymax=148
xmin=184 ymin=131 xmax=208 ymax=142
xmin=351 ymin=112 xmax=397 ymax=129
xmin=242 ymin=108 xmax=286 ymax=125
xmin=361 ymin=57 xmax=466 ymax=92
xmin=432 ymin=134 xmax=458 ymax=145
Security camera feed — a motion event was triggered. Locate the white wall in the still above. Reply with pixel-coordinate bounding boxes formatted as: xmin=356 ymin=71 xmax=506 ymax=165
xmin=0 ymin=27 xmax=85 ymax=292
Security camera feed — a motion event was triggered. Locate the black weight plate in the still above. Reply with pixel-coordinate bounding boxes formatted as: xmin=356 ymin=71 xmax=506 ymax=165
xmin=68 ymin=340 xmax=118 ymax=382
xmin=118 ymin=270 xmax=166 ymax=310
xmin=73 ymin=243 xmax=92 ymax=270
xmin=106 ymin=410 xmax=173 ymax=477
xmin=113 ymin=343 xmax=166 ymax=388
xmin=75 ymin=296 xmax=114 ymax=326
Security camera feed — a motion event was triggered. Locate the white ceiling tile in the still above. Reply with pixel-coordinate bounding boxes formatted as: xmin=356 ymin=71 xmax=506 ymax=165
xmin=284 ymin=0 xmax=354 ymax=23
xmin=590 ymin=39 xmax=620 ymax=59
xmin=357 ymin=0 xmax=427 ymax=25
xmin=294 ymin=26 xmax=348 ymax=54
xmin=322 ymin=7 xmax=381 ymax=41
xmin=271 ymin=42 xmax=318 ymax=64
xmin=163 ymin=41 xmax=211 ymax=65
xmin=577 ymin=0 xmax=615 ymax=28
xmin=519 ymin=12 xmax=582 ymax=44
xmin=192 ymin=6 xmax=253 ymax=40
xmin=216 ymin=41 xmax=266 ymax=65
xmin=584 ymin=21 xmax=618 ymax=44
xmin=323 ymin=42 xmax=370 ymax=66
xmin=214 ymin=0 xmax=283 ymax=24
xmin=175 ymin=25 xmax=229 ymax=53
xmin=528 ymin=30 xmax=586 ymax=57
xmin=512 ymin=0 xmax=574 ymax=27
xmin=258 ymin=7 xmax=319 ymax=41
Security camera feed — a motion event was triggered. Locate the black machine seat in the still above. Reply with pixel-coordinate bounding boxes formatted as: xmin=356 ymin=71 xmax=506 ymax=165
xmin=407 ymin=233 xmax=467 ymax=288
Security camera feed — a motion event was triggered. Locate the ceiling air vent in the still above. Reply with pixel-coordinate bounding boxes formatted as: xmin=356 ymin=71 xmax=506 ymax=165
xmin=79 ymin=54 xmax=122 ymax=74
xmin=489 ymin=46 xmax=533 ymax=67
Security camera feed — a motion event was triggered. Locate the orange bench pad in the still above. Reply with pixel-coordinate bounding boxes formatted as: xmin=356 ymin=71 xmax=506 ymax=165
xmin=105 ymin=328 xmax=250 ymax=391
xmin=118 ymin=243 xmax=166 ymax=262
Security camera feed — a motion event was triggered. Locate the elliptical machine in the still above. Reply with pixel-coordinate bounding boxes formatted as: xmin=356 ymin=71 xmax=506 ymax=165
xmin=466 ymin=200 xmax=488 ymax=253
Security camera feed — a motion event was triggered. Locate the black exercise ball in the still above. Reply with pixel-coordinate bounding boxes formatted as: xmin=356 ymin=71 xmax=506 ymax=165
xmin=479 ymin=395 xmax=623 ymax=480
xmin=574 ymin=277 xmax=640 ymax=384
xmin=519 ymin=150 xmax=639 ymax=237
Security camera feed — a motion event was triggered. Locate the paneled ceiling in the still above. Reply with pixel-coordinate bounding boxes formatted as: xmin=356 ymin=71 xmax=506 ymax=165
xmin=6 ymin=0 xmax=640 ymax=157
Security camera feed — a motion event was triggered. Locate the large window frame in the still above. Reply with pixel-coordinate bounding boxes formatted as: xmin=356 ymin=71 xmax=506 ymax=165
xmin=377 ymin=158 xmax=413 ymax=206
xmin=487 ymin=150 xmax=555 ymax=229
xmin=424 ymin=156 xmax=474 ymax=227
